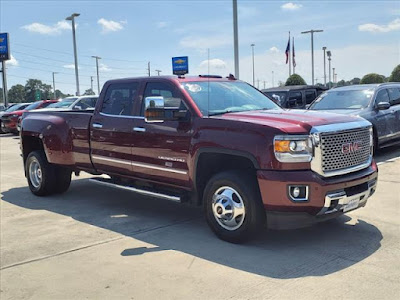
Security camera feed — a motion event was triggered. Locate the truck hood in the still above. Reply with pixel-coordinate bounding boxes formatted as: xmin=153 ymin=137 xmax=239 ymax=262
xmin=310 ymin=108 xmax=362 ymax=116
xmin=214 ymin=109 xmax=364 ymax=134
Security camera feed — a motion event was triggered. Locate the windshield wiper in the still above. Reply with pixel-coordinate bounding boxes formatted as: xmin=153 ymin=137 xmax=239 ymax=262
xmin=208 ymin=110 xmax=235 ymax=116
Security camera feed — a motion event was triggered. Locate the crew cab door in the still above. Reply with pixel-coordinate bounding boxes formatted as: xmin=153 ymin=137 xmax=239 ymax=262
xmin=90 ymin=81 xmax=141 ymax=175
xmin=372 ymin=88 xmax=393 ymax=144
xmin=131 ymin=80 xmax=192 ymax=188
xmin=387 ymin=87 xmax=400 ymax=139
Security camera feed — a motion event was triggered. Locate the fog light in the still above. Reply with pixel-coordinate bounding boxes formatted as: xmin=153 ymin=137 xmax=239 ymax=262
xmin=292 ymin=187 xmax=300 ymax=198
xmin=288 ymin=185 xmax=309 ymax=201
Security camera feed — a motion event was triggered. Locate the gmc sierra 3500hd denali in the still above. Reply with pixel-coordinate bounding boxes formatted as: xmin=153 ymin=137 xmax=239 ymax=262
xmin=20 ymin=75 xmax=378 ymax=243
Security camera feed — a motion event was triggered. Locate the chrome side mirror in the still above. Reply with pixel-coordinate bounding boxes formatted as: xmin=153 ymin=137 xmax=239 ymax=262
xmin=145 ymin=96 xmax=165 ymax=122
xmin=376 ymin=102 xmax=390 ymax=110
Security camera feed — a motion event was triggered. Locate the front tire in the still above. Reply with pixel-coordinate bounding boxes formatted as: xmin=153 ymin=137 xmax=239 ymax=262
xmin=26 ymin=150 xmax=56 ymax=196
xmin=203 ymin=171 xmax=265 ymax=243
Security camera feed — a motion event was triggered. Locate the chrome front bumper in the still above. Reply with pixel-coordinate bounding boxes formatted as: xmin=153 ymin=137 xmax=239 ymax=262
xmin=318 ymin=178 xmax=378 ymax=215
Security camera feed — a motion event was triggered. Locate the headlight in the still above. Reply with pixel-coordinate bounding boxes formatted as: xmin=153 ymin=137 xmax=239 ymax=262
xmin=274 ymin=135 xmax=313 ymax=163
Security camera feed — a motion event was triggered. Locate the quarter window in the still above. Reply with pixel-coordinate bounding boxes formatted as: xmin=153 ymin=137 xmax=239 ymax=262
xmin=102 ymin=83 xmax=139 ymax=115
xmin=288 ymin=91 xmax=303 ymax=107
xmin=305 ymin=90 xmax=317 ymax=104
xmin=387 ymin=88 xmax=400 ymax=106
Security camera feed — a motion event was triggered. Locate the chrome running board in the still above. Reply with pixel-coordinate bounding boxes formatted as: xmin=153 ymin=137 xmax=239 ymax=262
xmin=89 ymin=178 xmax=181 ymax=202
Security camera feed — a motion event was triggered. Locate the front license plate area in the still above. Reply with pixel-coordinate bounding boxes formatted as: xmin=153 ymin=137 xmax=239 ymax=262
xmin=343 ymin=198 xmax=360 ymax=212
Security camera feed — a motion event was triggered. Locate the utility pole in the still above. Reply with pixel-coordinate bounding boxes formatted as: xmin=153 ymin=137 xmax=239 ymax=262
xmin=155 ymin=69 xmax=162 ymax=76
xmin=272 ymin=71 xmax=274 ymax=87
xmin=332 ymin=67 xmax=336 ymax=86
xmin=322 ymin=47 xmax=327 ymax=87
xmin=66 ymin=13 xmax=80 ymax=96
xmin=1 ymin=62 xmax=8 ymax=106
xmin=52 ymin=72 xmax=58 ymax=99
xmin=251 ymin=43 xmax=255 ymax=86
xmin=327 ymin=50 xmax=332 ymax=88
xmin=147 ymin=62 xmax=151 ymax=76
xmin=301 ymin=29 xmax=323 ymax=85
xmin=263 ymin=81 xmax=266 ymax=89
xmin=90 ymin=76 xmax=94 ymax=91
xmin=91 ymin=56 xmax=101 ymax=94
xmin=233 ymin=0 xmax=239 ymax=79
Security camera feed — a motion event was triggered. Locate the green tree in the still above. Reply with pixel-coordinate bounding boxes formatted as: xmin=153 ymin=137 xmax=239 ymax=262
xmin=389 ymin=65 xmax=400 ymax=82
xmin=360 ymin=73 xmax=385 ymax=84
xmin=24 ymin=79 xmax=52 ymax=101
xmin=337 ymin=80 xmax=347 ymax=87
xmin=285 ymin=74 xmax=306 ymax=86
xmin=54 ymin=90 xmax=70 ymax=99
xmin=8 ymin=84 xmax=26 ymax=103
xmin=83 ymin=88 xmax=95 ymax=95
xmin=350 ymin=77 xmax=361 ymax=85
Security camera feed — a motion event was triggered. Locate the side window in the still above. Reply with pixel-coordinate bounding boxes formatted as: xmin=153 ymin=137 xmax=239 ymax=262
xmin=41 ymin=102 xmax=54 ymax=108
xmin=101 ymin=83 xmax=139 ymax=116
xmin=142 ymin=82 xmax=183 ymax=115
xmin=288 ymin=91 xmax=303 ymax=107
xmin=387 ymin=88 xmax=400 ymax=106
xmin=375 ymin=89 xmax=390 ymax=104
xmin=305 ymin=90 xmax=317 ymax=104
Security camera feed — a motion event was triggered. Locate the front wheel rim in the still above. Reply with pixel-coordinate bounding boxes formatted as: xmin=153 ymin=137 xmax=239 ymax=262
xmin=29 ymin=158 xmax=42 ymax=189
xmin=212 ymin=186 xmax=246 ymax=231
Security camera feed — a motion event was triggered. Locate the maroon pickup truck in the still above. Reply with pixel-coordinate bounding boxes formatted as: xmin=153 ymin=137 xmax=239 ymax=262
xmin=20 ymin=75 xmax=378 ymax=243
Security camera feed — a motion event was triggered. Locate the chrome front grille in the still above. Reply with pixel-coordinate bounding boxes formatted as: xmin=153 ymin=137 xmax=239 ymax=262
xmin=310 ymin=121 xmax=373 ymax=177
xmin=320 ymin=128 xmax=372 ymax=173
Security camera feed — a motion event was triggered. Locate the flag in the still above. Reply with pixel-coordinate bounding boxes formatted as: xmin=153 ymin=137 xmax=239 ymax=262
xmin=292 ymin=37 xmax=296 ymax=68
xmin=285 ymin=37 xmax=290 ymax=64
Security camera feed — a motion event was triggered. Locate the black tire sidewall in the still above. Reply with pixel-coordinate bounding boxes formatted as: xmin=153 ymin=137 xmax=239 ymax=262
xmin=203 ymin=171 xmax=265 ymax=243
xmin=26 ymin=150 xmax=56 ymax=196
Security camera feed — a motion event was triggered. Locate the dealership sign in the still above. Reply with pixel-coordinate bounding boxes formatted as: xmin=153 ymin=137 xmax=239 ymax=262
xmin=172 ymin=56 xmax=188 ymax=75
xmin=0 ymin=33 xmax=10 ymax=61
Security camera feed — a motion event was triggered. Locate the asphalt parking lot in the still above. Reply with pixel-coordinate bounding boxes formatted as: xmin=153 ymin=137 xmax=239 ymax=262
xmin=0 ymin=134 xmax=399 ymax=300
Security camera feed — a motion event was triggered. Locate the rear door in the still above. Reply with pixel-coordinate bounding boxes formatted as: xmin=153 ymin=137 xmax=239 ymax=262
xmin=387 ymin=87 xmax=400 ymax=139
xmin=90 ymin=81 xmax=141 ymax=175
xmin=372 ymin=88 xmax=392 ymax=143
xmin=287 ymin=91 xmax=304 ymax=108
xmin=305 ymin=89 xmax=317 ymax=106
xmin=131 ymin=80 xmax=193 ymax=188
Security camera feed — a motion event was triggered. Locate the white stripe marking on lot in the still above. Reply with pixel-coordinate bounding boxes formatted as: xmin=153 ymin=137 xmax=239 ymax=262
xmin=377 ymin=156 xmax=400 ymax=166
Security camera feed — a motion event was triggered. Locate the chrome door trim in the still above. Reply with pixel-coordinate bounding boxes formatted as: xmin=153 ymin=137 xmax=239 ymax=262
xmin=99 ymin=112 xmax=145 ymax=119
xmin=92 ymin=155 xmax=131 ymax=165
xmin=133 ymin=127 xmax=146 ymax=132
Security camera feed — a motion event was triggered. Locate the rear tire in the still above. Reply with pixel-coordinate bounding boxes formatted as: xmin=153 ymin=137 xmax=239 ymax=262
xmin=203 ymin=171 xmax=265 ymax=243
xmin=26 ymin=150 xmax=57 ymax=196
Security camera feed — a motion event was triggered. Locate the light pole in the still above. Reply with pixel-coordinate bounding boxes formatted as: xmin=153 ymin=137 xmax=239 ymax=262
xmin=66 ymin=13 xmax=80 ymax=96
xmin=52 ymin=72 xmax=58 ymax=99
xmin=91 ymin=56 xmax=101 ymax=94
xmin=332 ymin=67 xmax=336 ymax=86
xmin=233 ymin=0 xmax=239 ymax=79
xmin=1 ymin=62 xmax=8 ymax=106
xmin=251 ymin=43 xmax=255 ymax=86
xmin=322 ymin=47 xmax=327 ymax=87
xmin=301 ymin=29 xmax=323 ymax=85
xmin=155 ymin=69 xmax=162 ymax=76
xmin=90 ymin=76 xmax=94 ymax=91
xmin=327 ymin=50 xmax=332 ymax=89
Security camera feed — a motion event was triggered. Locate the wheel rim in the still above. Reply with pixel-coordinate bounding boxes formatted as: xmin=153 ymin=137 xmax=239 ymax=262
xmin=212 ymin=186 xmax=246 ymax=231
xmin=29 ymin=158 xmax=42 ymax=189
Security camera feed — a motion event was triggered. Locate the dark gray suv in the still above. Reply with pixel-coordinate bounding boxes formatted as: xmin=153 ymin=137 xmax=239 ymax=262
xmin=309 ymin=83 xmax=400 ymax=150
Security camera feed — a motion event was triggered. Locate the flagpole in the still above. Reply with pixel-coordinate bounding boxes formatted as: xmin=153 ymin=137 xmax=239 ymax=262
xmin=288 ymin=31 xmax=291 ymax=77
xmin=292 ymin=37 xmax=295 ymax=74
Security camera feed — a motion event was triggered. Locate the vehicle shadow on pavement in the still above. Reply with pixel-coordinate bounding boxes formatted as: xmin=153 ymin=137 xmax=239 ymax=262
xmin=374 ymin=144 xmax=400 ymax=164
xmin=1 ymin=179 xmax=382 ymax=279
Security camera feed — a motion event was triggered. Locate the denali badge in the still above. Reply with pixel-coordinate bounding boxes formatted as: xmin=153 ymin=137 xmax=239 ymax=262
xmin=342 ymin=141 xmax=362 ymax=154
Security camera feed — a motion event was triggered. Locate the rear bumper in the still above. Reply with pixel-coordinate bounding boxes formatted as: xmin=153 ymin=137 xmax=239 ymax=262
xmin=257 ymin=161 xmax=378 ymax=229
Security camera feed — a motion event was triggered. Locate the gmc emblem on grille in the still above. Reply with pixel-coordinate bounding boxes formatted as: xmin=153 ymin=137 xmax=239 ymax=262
xmin=342 ymin=141 xmax=363 ymax=154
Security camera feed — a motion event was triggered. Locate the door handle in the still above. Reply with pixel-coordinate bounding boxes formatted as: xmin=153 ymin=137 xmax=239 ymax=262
xmin=92 ymin=123 xmax=103 ymax=128
xmin=133 ymin=127 xmax=146 ymax=132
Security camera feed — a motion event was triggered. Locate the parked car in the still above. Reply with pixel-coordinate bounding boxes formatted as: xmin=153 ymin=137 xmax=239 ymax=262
xmin=46 ymin=95 xmax=98 ymax=110
xmin=308 ymin=83 xmax=400 ymax=151
xmin=0 ymin=103 xmax=17 ymax=111
xmin=1 ymin=100 xmax=58 ymax=134
xmin=21 ymin=76 xmax=377 ymax=243
xmin=0 ymin=103 xmax=30 ymax=134
xmin=262 ymin=85 xmax=327 ymax=109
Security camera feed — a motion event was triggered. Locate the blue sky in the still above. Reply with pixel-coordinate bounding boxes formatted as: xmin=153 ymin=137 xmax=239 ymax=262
xmin=1 ymin=0 xmax=399 ymax=95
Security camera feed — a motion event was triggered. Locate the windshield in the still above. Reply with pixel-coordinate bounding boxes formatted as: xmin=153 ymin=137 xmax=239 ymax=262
xmin=48 ymin=98 xmax=77 ymax=108
xmin=25 ymin=101 xmax=43 ymax=111
xmin=310 ymin=89 xmax=374 ymax=110
xmin=5 ymin=103 xmax=30 ymax=112
xmin=183 ymin=81 xmax=280 ymax=116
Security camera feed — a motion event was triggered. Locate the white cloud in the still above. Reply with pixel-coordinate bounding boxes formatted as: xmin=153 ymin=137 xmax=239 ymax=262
xmin=63 ymin=64 xmax=80 ymax=70
xmin=358 ymin=18 xmax=400 ymax=33
xmin=99 ymin=63 xmax=112 ymax=72
xmin=281 ymin=2 xmax=303 ymax=11
xmin=21 ymin=20 xmax=70 ymax=35
xmin=180 ymin=35 xmax=231 ymax=50
xmin=7 ymin=55 xmax=19 ymax=67
xmin=269 ymin=47 xmax=280 ymax=53
xmin=97 ymin=18 xmax=125 ymax=33
xmin=157 ymin=21 xmax=168 ymax=28
xmin=199 ymin=59 xmax=227 ymax=69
